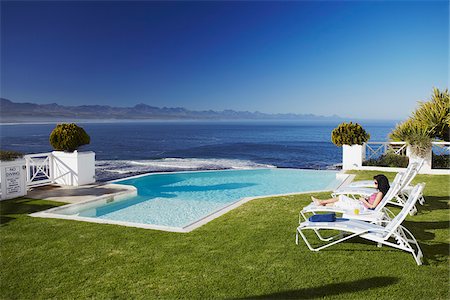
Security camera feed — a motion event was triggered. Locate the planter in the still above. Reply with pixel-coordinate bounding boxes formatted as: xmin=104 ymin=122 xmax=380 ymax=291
xmin=342 ymin=144 xmax=365 ymax=170
xmin=52 ymin=151 xmax=96 ymax=186
xmin=0 ymin=158 xmax=27 ymax=200
xmin=406 ymin=146 xmax=432 ymax=174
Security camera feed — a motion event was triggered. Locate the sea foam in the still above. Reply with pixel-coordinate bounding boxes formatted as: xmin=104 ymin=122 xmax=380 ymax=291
xmin=95 ymin=158 xmax=275 ymax=181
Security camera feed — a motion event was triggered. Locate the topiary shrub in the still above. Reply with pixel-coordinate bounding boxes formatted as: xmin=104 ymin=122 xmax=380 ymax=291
xmin=0 ymin=150 xmax=24 ymax=161
xmin=331 ymin=122 xmax=370 ymax=146
xmin=49 ymin=123 xmax=90 ymax=152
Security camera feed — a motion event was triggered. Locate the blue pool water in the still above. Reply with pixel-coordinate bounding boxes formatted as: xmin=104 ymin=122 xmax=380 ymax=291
xmin=73 ymin=168 xmax=344 ymax=228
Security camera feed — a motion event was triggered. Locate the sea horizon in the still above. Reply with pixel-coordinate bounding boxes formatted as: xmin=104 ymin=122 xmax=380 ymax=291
xmin=1 ymin=121 xmax=397 ymax=181
xmin=0 ymin=118 xmax=401 ymax=126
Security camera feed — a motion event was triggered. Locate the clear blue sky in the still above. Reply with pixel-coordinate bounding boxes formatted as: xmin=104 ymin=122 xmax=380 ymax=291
xmin=1 ymin=0 xmax=448 ymax=120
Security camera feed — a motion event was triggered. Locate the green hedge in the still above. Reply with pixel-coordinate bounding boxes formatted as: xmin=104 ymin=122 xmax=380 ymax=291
xmin=432 ymin=154 xmax=450 ymax=169
xmin=0 ymin=150 xmax=24 ymax=161
xmin=363 ymin=152 xmax=409 ymax=168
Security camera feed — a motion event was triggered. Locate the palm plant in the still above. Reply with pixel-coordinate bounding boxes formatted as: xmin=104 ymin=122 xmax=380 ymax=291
xmin=390 ymin=88 xmax=449 ymax=157
xmin=411 ymin=88 xmax=449 ymax=141
xmin=390 ymin=119 xmax=432 ymax=157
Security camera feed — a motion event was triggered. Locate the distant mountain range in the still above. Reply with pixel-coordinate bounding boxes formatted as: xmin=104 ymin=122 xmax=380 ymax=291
xmin=0 ymin=98 xmax=342 ymax=122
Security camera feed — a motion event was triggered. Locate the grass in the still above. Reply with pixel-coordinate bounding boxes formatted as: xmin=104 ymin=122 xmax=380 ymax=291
xmin=1 ymin=171 xmax=449 ymax=299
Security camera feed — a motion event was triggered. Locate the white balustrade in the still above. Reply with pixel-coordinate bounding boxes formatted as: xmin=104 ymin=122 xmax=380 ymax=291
xmin=24 ymin=152 xmax=54 ymax=187
xmin=363 ymin=141 xmax=450 ymax=172
xmin=432 ymin=142 xmax=450 ymax=156
xmin=24 ymin=151 xmax=96 ymax=188
xmin=365 ymin=142 xmax=407 ymax=160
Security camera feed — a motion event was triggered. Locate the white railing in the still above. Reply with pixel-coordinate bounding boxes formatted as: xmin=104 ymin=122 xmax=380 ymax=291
xmin=365 ymin=142 xmax=450 ymax=160
xmin=24 ymin=152 xmax=54 ymax=187
xmin=365 ymin=142 xmax=407 ymax=160
xmin=432 ymin=142 xmax=450 ymax=156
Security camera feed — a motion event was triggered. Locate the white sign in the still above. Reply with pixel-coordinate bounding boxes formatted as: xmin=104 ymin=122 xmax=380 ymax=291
xmin=1 ymin=160 xmax=27 ymax=200
xmin=5 ymin=166 xmax=22 ymax=195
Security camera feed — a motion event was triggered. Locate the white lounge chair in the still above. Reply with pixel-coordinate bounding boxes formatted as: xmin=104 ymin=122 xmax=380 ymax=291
xmin=332 ymin=160 xmax=425 ymax=214
xmin=301 ymin=172 xmax=404 ymax=225
xmin=339 ymin=160 xmax=425 ymax=206
xmin=345 ymin=160 xmax=423 ymax=188
xmin=295 ymin=184 xmax=425 ymax=265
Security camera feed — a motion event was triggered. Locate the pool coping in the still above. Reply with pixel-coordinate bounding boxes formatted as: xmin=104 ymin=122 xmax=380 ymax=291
xmin=108 ymin=167 xmax=340 ymax=183
xmin=30 ymin=169 xmax=353 ymax=233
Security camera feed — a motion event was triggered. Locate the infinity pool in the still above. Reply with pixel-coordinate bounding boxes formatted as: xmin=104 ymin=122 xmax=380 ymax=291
xmin=34 ymin=169 xmax=347 ymax=232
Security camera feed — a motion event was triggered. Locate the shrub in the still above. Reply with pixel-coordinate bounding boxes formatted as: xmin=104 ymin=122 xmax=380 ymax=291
xmin=331 ymin=122 xmax=370 ymax=146
xmin=363 ymin=152 xmax=409 ymax=168
xmin=0 ymin=150 xmax=24 ymax=161
xmin=390 ymin=88 xmax=449 ymax=157
xmin=432 ymin=154 xmax=450 ymax=169
xmin=49 ymin=123 xmax=90 ymax=152
xmin=411 ymin=88 xmax=449 ymax=141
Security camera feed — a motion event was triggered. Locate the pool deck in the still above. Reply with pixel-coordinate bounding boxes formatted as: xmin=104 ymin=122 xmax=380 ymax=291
xmin=27 ymin=183 xmax=136 ymax=204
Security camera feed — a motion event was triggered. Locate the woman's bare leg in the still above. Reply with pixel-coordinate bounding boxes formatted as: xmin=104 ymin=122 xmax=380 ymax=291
xmin=311 ymin=196 xmax=339 ymax=206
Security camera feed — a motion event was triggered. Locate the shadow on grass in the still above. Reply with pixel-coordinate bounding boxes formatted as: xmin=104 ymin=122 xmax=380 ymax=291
xmin=405 ymin=220 xmax=449 ymax=239
xmin=419 ymin=196 xmax=449 ymax=212
xmin=404 ymin=220 xmax=450 ymax=264
xmin=420 ymin=242 xmax=450 ymax=265
xmin=0 ymin=198 xmax=61 ymax=226
xmin=235 ymin=276 xmax=399 ymax=299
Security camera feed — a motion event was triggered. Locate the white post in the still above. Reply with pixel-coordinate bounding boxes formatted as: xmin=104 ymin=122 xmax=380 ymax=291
xmin=49 ymin=154 xmax=54 ymax=182
xmin=406 ymin=146 xmax=432 ymax=174
xmin=52 ymin=151 xmax=96 ymax=186
xmin=342 ymin=144 xmax=364 ymax=170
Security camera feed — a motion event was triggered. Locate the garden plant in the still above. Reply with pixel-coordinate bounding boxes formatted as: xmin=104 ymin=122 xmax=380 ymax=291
xmin=49 ymin=123 xmax=90 ymax=152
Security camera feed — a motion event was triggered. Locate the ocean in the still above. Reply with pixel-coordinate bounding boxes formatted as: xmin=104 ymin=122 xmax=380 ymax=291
xmin=0 ymin=120 xmax=396 ymax=181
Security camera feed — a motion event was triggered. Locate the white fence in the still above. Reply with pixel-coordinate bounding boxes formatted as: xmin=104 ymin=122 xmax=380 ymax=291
xmin=432 ymin=142 xmax=450 ymax=156
xmin=364 ymin=141 xmax=450 ymax=163
xmin=354 ymin=141 xmax=450 ymax=174
xmin=23 ymin=151 xmax=96 ymax=188
xmin=24 ymin=152 xmax=53 ymax=187
xmin=365 ymin=142 xmax=407 ymax=160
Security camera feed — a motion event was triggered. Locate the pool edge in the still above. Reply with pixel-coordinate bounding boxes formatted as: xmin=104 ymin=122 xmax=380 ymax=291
xmin=30 ymin=170 xmax=351 ymax=233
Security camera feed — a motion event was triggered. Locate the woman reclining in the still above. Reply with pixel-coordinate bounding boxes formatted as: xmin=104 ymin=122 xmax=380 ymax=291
xmin=311 ymin=174 xmax=390 ymax=210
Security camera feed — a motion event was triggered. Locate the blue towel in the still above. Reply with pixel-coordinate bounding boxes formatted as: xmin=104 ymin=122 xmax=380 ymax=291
xmin=309 ymin=213 xmax=336 ymax=222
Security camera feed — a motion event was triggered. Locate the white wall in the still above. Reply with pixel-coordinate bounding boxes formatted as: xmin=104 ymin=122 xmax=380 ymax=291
xmin=52 ymin=151 xmax=96 ymax=186
xmin=342 ymin=144 xmax=365 ymax=170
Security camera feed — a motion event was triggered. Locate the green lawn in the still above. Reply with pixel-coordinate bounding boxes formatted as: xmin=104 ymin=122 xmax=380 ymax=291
xmin=1 ymin=171 xmax=449 ymax=299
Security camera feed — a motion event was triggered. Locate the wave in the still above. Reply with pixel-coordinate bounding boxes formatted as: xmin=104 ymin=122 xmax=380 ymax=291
xmin=95 ymin=158 xmax=276 ymax=181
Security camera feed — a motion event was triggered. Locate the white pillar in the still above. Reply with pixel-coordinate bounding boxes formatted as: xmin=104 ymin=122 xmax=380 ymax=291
xmin=52 ymin=151 xmax=96 ymax=186
xmin=342 ymin=144 xmax=365 ymax=170
xmin=406 ymin=146 xmax=432 ymax=174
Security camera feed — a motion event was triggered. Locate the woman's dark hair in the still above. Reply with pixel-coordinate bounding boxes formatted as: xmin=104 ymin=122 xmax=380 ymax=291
xmin=374 ymin=174 xmax=390 ymax=197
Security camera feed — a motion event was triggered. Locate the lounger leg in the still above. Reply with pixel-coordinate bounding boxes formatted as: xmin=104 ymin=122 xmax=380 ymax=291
xmin=398 ymin=226 xmax=423 ymax=265
xmin=296 ymin=226 xmax=367 ymax=252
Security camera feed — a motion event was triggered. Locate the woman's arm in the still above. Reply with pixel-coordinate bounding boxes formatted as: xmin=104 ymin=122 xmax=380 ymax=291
xmin=359 ymin=192 xmax=383 ymax=209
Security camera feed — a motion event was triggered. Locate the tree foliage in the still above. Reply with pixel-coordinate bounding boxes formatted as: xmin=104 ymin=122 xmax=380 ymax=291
xmin=331 ymin=122 xmax=370 ymax=146
xmin=49 ymin=123 xmax=90 ymax=152
xmin=390 ymin=88 xmax=449 ymax=156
